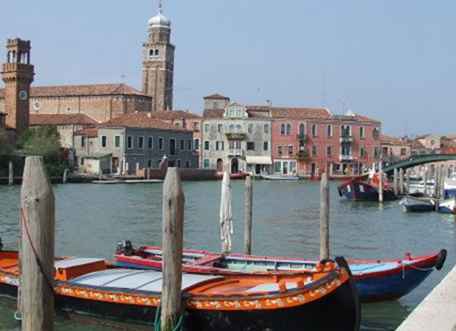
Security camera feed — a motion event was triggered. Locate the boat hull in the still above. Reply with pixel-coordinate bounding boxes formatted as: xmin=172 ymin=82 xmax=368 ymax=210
xmin=399 ymin=196 xmax=435 ymax=213
xmin=338 ymin=180 xmax=396 ymax=201
xmin=438 ymin=198 xmax=456 ymax=214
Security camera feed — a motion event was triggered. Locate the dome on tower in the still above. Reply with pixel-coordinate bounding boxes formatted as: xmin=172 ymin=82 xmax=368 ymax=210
xmin=148 ymin=13 xmax=171 ymax=28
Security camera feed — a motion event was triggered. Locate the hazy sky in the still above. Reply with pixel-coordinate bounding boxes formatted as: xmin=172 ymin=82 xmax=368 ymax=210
xmin=1 ymin=1 xmax=455 ymax=136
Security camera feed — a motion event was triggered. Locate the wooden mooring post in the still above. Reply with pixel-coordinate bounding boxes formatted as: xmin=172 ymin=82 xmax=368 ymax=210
xmin=434 ymin=165 xmax=440 ymax=199
xmin=320 ymin=172 xmax=330 ymax=260
xmin=393 ymin=168 xmax=399 ymax=196
xmin=423 ymin=166 xmax=428 ymax=196
xmin=62 ymin=168 xmax=69 ymax=184
xmin=161 ymin=168 xmax=185 ymax=331
xmin=244 ymin=175 xmax=253 ymax=255
xmin=20 ymin=156 xmax=55 ymax=331
xmin=406 ymin=169 xmax=411 ymax=194
xmin=399 ymin=168 xmax=404 ymax=195
xmin=8 ymin=161 xmax=13 ymax=185
xmin=378 ymin=162 xmax=384 ymax=203
xmin=440 ymin=164 xmax=446 ymax=200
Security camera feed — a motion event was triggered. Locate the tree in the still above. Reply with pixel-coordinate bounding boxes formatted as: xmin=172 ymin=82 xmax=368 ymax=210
xmin=18 ymin=126 xmax=67 ymax=177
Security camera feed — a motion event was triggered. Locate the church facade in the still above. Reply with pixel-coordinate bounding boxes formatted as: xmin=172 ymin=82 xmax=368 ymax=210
xmin=0 ymin=7 xmax=175 ymax=126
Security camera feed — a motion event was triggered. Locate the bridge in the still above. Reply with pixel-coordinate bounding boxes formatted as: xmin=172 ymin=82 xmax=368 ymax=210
xmin=382 ymin=154 xmax=456 ymax=175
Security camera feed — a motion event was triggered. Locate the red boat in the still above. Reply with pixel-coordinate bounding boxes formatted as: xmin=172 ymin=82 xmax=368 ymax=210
xmin=114 ymin=242 xmax=446 ymax=302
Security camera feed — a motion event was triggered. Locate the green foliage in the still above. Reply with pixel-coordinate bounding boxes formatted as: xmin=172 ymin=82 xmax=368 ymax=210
xmin=18 ymin=126 xmax=68 ymax=177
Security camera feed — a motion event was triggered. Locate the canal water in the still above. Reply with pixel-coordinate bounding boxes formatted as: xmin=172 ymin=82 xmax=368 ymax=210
xmin=0 ymin=180 xmax=454 ymax=330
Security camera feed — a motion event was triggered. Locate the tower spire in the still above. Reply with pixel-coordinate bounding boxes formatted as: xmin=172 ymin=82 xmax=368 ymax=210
xmin=158 ymin=0 xmax=163 ymax=14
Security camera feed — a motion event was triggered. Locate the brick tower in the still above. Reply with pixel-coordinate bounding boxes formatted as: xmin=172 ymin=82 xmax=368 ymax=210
xmin=142 ymin=2 xmax=175 ymax=112
xmin=1 ymin=38 xmax=34 ymax=137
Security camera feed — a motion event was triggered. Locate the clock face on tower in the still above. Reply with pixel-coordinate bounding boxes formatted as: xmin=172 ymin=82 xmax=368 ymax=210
xmin=19 ymin=90 xmax=28 ymax=101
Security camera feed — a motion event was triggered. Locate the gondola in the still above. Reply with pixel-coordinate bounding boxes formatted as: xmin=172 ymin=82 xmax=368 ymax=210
xmin=0 ymin=250 xmax=360 ymax=331
xmin=114 ymin=242 xmax=446 ymax=303
xmin=399 ymin=195 xmax=436 ymax=212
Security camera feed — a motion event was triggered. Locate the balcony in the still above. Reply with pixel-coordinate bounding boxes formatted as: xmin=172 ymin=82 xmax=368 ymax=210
xmin=340 ymin=135 xmax=354 ymax=143
xmin=225 ymin=132 xmax=247 ymax=140
xmin=339 ymin=154 xmax=354 ymax=162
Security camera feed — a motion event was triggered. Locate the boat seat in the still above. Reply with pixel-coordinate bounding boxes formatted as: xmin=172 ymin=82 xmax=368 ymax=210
xmin=193 ymin=255 xmax=223 ymax=266
xmin=246 ymin=282 xmax=298 ymax=293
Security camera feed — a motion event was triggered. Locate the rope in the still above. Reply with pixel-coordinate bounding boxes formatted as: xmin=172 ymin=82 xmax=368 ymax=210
xmin=20 ymin=208 xmax=55 ymax=293
xmin=153 ymin=305 xmax=185 ymax=331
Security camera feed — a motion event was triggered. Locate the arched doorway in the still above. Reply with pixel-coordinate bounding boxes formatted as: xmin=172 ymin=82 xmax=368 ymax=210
xmin=216 ymin=159 xmax=224 ymax=172
xmin=231 ymin=158 xmax=239 ymax=174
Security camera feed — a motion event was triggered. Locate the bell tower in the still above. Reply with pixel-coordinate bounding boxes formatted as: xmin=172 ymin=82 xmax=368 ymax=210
xmin=1 ymin=38 xmax=34 ymax=136
xmin=142 ymin=1 xmax=175 ymax=112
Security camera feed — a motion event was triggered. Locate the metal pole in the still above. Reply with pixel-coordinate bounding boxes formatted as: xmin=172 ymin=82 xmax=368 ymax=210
xmin=244 ymin=175 xmax=253 ymax=255
xmin=379 ymin=162 xmax=384 ymax=203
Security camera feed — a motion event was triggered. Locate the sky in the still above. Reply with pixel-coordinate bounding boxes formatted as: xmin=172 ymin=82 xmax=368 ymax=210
xmin=1 ymin=1 xmax=455 ymax=136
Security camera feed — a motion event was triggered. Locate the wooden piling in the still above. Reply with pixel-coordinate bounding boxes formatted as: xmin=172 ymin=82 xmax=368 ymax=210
xmin=20 ymin=156 xmax=55 ymax=331
xmin=406 ymin=169 xmax=411 ymax=194
xmin=320 ymin=172 xmax=330 ymax=260
xmin=244 ymin=175 xmax=253 ymax=255
xmin=393 ymin=168 xmax=399 ymax=196
xmin=423 ymin=166 xmax=428 ymax=196
xmin=399 ymin=168 xmax=404 ymax=195
xmin=440 ymin=164 xmax=446 ymax=200
xmin=62 ymin=169 xmax=69 ymax=184
xmin=161 ymin=168 xmax=185 ymax=331
xmin=8 ymin=161 xmax=13 ymax=185
xmin=434 ymin=165 xmax=440 ymax=198
xmin=379 ymin=162 xmax=384 ymax=203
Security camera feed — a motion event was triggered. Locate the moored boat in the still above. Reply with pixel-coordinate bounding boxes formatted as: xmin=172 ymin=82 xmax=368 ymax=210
xmin=337 ymin=178 xmax=396 ymax=201
xmin=0 ymin=250 xmax=360 ymax=331
xmin=261 ymin=174 xmax=300 ymax=181
xmin=437 ymin=197 xmax=456 ymax=214
xmin=114 ymin=243 xmax=446 ymax=303
xmin=399 ymin=196 xmax=436 ymax=212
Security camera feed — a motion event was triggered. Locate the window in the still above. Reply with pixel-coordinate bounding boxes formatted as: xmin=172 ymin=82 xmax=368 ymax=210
xmin=229 ymin=124 xmax=234 ymax=132
xmin=278 ymin=146 xmax=283 ymax=155
xmin=327 ymin=146 xmax=332 ymax=157
xmin=274 ymin=161 xmax=281 ymax=173
xmin=155 ymin=49 xmax=159 ymax=56
xmin=374 ymin=147 xmax=381 ymax=158
xmin=286 ymin=124 xmax=292 ymax=136
xmin=138 ymin=136 xmax=144 ymax=149
xmin=127 ymin=136 xmax=133 ymax=149
xmin=288 ymin=145 xmax=293 ymax=155
xmin=193 ymin=122 xmax=200 ymax=131
xmin=204 ymin=141 xmax=210 ymax=150
xmin=216 ymin=141 xmax=221 ymax=151
xmin=400 ymin=148 xmax=407 ymax=156
xmin=248 ymin=124 xmax=253 ymax=134
xmin=203 ymin=159 xmax=210 ymax=168
xmin=194 ymin=139 xmax=200 ymax=150
xmin=373 ymin=127 xmax=380 ymax=139
xmin=185 ymin=161 xmax=191 ymax=168
xmin=169 ymin=139 xmax=176 ymax=155
xmin=312 ymin=145 xmax=317 ymax=157
xmin=218 ymin=124 xmax=223 ymax=133
xmin=327 ymin=125 xmax=333 ymax=137
xmin=147 ymin=160 xmax=152 ymax=168
xmin=341 ymin=125 xmax=352 ymax=137
xmin=148 ymin=137 xmax=153 ymax=149
xmin=81 ymin=136 xmax=86 ymax=148
xmin=115 ymin=136 xmax=120 ymax=148
xmin=280 ymin=124 xmax=286 ymax=135
xmin=159 ymin=137 xmax=164 ymax=151
xmin=187 ymin=140 xmax=192 ymax=150
xmin=247 ymin=142 xmax=255 ymax=151
xmin=180 ymin=140 xmax=185 ymax=150
xmin=264 ymin=124 xmax=269 ymax=134
xmin=263 ymin=141 xmax=268 ymax=151
xmin=360 ymin=127 xmax=365 ymax=139
xmin=312 ymin=124 xmax=318 ymax=137
xmin=149 ymin=49 xmax=155 ymax=58
xmin=360 ymin=147 xmax=367 ymax=158
xmin=204 ymin=123 xmax=210 ymax=132
xmin=299 ymin=123 xmax=305 ymax=136
xmin=236 ymin=124 xmax=242 ymax=131
xmin=177 ymin=160 xmax=181 ymax=168
xmin=101 ymin=136 xmax=107 ymax=148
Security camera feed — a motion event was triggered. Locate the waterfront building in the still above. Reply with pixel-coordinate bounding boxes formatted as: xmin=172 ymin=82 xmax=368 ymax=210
xmin=380 ymin=134 xmax=411 ymax=163
xmin=30 ymin=114 xmax=98 ymax=148
xmin=202 ymin=100 xmax=272 ymax=175
xmin=74 ymin=112 xmax=197 ymax=175
xmin=202 ymin=94 xmax=382 ymax=177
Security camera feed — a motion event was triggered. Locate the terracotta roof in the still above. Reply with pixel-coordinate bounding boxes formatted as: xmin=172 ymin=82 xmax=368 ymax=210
xmin=30 ymin=114 xmax=99 ymax=126
xmin=74 ymin=127 xmax=99 ymax=138
xmin=100 ymin=112 xmax=191 ymax=131
xmin=203 ymin=93 xmax=230 ymax=100
xmin=267 ymin=107 xmax=331 ymax=120
xmin=380 ymin=134 xmax=407 ymax=146
xmin=0 ymin=84 xmax=147 ymax=98
xmin=146 ymin=110 xmax=202 ymax=120
xmin=331 ymin=114 xmax=380 ymax=123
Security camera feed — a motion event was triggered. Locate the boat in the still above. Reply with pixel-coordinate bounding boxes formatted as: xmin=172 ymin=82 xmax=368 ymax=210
xmin=399 ymin=196 xmax=436 ymax=212
xmin=215 ymin=172 xmax=248 ymax=180
xmin=338 ymin=178 xmax=396 ymax=201
xmin=443 ymin=178 xmax=456 ymax=199
xmin=437 ymin=197 xmax=456 ymax=214
xmin=114 ymin=243 xmax=446 ymax=303
xmin=261 ymin=174 xmax=300 ymax=181
xmin=0 ymin=250 xmax=360 ymax=331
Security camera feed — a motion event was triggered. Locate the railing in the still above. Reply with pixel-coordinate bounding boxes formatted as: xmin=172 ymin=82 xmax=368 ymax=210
xmin=339 ymin=154 xmax=353 ymax=161
xmin=225 ymin=132 xmax=247 ymax=140
xmin=339 ymin=135 xmax=354 ymax=143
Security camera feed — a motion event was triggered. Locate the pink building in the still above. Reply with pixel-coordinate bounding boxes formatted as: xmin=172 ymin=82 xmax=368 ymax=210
xmin=271 ymin=110 xmax=381 ymax=178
